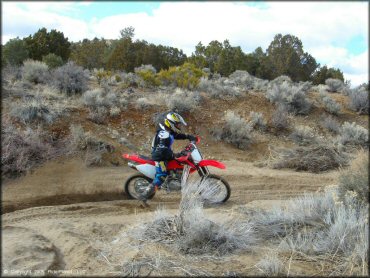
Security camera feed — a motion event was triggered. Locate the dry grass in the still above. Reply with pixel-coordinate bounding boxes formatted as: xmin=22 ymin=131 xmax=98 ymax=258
xmin=131 ymin=178 xmax=256 ymax=256
xmin=255 ymin=252 xmax=286 ymax=276
xmin=269 ymin=143 xmax=349 ymax=173
xmin=120 ymin=253 xmax=214 ymax=276
xmin=245 ymin=187 xmax=369 ymax=276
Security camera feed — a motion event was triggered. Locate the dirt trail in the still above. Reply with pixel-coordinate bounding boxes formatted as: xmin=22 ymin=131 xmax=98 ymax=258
xmin=2 ymin=156 xmax=339 ymax=276
xmin=2 ymin=157 xmax=337 ymax=213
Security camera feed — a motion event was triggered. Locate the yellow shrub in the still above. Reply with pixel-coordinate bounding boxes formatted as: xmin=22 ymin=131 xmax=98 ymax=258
xmin=137 ymin=70 xmax=160 ymax=87
xmin=95 ymin=69 xmax=112 ymax=85
xmin=156 ymin=62 xmax=207 ymax=89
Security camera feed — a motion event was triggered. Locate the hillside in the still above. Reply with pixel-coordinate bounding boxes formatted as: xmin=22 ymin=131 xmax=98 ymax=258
xmin=1 ymin=67 xmax=368 ymax=276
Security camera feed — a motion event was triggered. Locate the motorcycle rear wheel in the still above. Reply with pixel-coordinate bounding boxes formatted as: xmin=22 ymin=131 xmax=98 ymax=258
xmin=199 ymin=174 xmax=231 ymax=203
xmin=124 ymin=174 xmax=155 ymax=200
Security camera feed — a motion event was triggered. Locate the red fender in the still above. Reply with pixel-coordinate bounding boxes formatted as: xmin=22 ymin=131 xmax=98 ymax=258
xmin=198 ymin=160 xmax=226 ymax=169
xmin=122 ymin=154 xmax=155 ymax=165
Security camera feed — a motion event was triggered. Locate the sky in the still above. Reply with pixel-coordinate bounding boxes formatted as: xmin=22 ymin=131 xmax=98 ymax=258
xmin=1 ymin=1 xmax=368 ymax=87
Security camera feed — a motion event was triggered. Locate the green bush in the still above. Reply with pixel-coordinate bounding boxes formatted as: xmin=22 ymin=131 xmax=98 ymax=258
xmin=42 ymin=53 xmax=64 ymax=69
xmin=156 ymin=62 xmax=206 ymax=89
xmin=2 ymin=37 xmax=29 ymax=66
xmin=115 ymin=74 xmax=122 ymax=83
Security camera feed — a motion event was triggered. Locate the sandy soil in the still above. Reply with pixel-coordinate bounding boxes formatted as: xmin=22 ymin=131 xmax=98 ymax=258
xmin=2 ymin=155 xmax=339 ymax=276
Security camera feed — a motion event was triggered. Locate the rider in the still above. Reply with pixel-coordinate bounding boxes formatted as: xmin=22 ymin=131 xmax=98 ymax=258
xmin=141 ymin=111 xmax=197 ymax=202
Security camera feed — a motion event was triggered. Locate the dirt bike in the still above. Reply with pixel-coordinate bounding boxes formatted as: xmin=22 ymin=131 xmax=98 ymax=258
xmin=122 ymin=137 xmax=231 ymax=203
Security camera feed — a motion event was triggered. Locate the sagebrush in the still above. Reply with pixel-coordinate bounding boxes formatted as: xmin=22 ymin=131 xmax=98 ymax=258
xmin=270 ymin=104 xmax=290 ymax=132
xmin=211 ymin=111 xmax=254 ymax=149
xmin=320 ymin=114 xmax=340 ymax=134
xmin=339 ymin=122 xmax=368 ymax=146
xmin=337 ymin=149 xmax=368 ymax=204
xmin=22 ymin=59 xmax=49 ymax=84
xmin=1 ymin=122 xmax=53 ymax=178
xmin=348 ymin=86 xmax=369 ymax=115
xmin=165 ymin=88 xmax=201 ymax=114
xmin=53 ymin=61 xmax=89 ymax=95
xmin=266 ymin=81 xmax=311 ymax=115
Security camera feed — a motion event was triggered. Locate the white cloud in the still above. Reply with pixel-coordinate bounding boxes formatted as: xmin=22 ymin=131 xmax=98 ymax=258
xmin=2 ymin=2 xmax=92 ymax=42
xmin=2 ymin=1 xmax=368 ymax=85
xmin=309 ymin=46 xmax=368 ymax=86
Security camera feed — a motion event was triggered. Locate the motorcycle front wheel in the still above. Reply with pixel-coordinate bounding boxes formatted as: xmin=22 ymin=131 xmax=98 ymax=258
xmin=124 ymin=174 xmax=155 ymax=200
xmin=199 ymin=174 xmax=231 ymax=203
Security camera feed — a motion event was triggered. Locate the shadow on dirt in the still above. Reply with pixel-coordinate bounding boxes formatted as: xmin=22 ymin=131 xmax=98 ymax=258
xmin=2 ymin=192 xmax=128 ymax=214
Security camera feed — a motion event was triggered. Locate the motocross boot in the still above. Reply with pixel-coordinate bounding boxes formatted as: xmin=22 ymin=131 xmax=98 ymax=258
xmin=140 ymin=184 xmax=159 ymax=204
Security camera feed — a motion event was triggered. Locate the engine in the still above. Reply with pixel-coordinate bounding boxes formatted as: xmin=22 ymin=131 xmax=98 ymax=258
xmin=166 ymin=169 xmax=182 ymax=191
xmin=167 ymin=179 xmax=181 ymax=191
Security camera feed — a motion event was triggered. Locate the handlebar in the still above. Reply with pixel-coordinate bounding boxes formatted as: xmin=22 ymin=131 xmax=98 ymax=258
xmin=191 ymin=135 xmax=201 ymax=145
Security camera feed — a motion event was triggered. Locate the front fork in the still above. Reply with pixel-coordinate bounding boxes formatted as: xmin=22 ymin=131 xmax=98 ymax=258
xmin=197 ymin=166 xmax=210 ymax=177
xmin=180 ymin=165 xmax=210 ymax=188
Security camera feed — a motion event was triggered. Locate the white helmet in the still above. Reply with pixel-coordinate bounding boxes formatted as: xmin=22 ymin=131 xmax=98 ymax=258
xmin=159 ymin=112 xmax=187 ymax=133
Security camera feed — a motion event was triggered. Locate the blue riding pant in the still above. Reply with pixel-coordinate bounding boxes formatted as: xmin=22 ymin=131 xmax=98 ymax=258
xmin=153 ymin=161 xmax=167 ymax=187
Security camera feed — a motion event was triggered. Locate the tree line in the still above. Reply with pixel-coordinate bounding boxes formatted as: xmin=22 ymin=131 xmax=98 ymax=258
xmin=2 ymin=26 xmax=345 ymax=84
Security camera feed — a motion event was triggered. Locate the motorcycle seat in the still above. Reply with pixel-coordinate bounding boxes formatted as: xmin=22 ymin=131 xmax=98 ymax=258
xmin=138 ymin=154 xmax=152 ymax=161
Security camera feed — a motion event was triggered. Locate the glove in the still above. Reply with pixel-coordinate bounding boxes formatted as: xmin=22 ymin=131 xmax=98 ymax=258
xmin=187 ymin=134 xmax=197 ymax=142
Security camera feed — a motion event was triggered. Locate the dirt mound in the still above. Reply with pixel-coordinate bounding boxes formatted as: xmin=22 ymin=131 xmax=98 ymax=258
xmin=2 ymin=226 xmax=63 ymax=275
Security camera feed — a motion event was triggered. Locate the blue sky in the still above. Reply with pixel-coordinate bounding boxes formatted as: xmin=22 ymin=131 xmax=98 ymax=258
xmin=345 ymin=35 xmax=367 ymax=55
xmin=2 ymin=1 xmax=368 ymax=86
xmin=50 ymin=2 xmax=161 ymax=21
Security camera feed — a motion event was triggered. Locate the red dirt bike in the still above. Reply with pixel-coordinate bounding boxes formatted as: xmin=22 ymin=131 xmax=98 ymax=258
xmin=122 ymin=137 xmax=231 ymax=203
